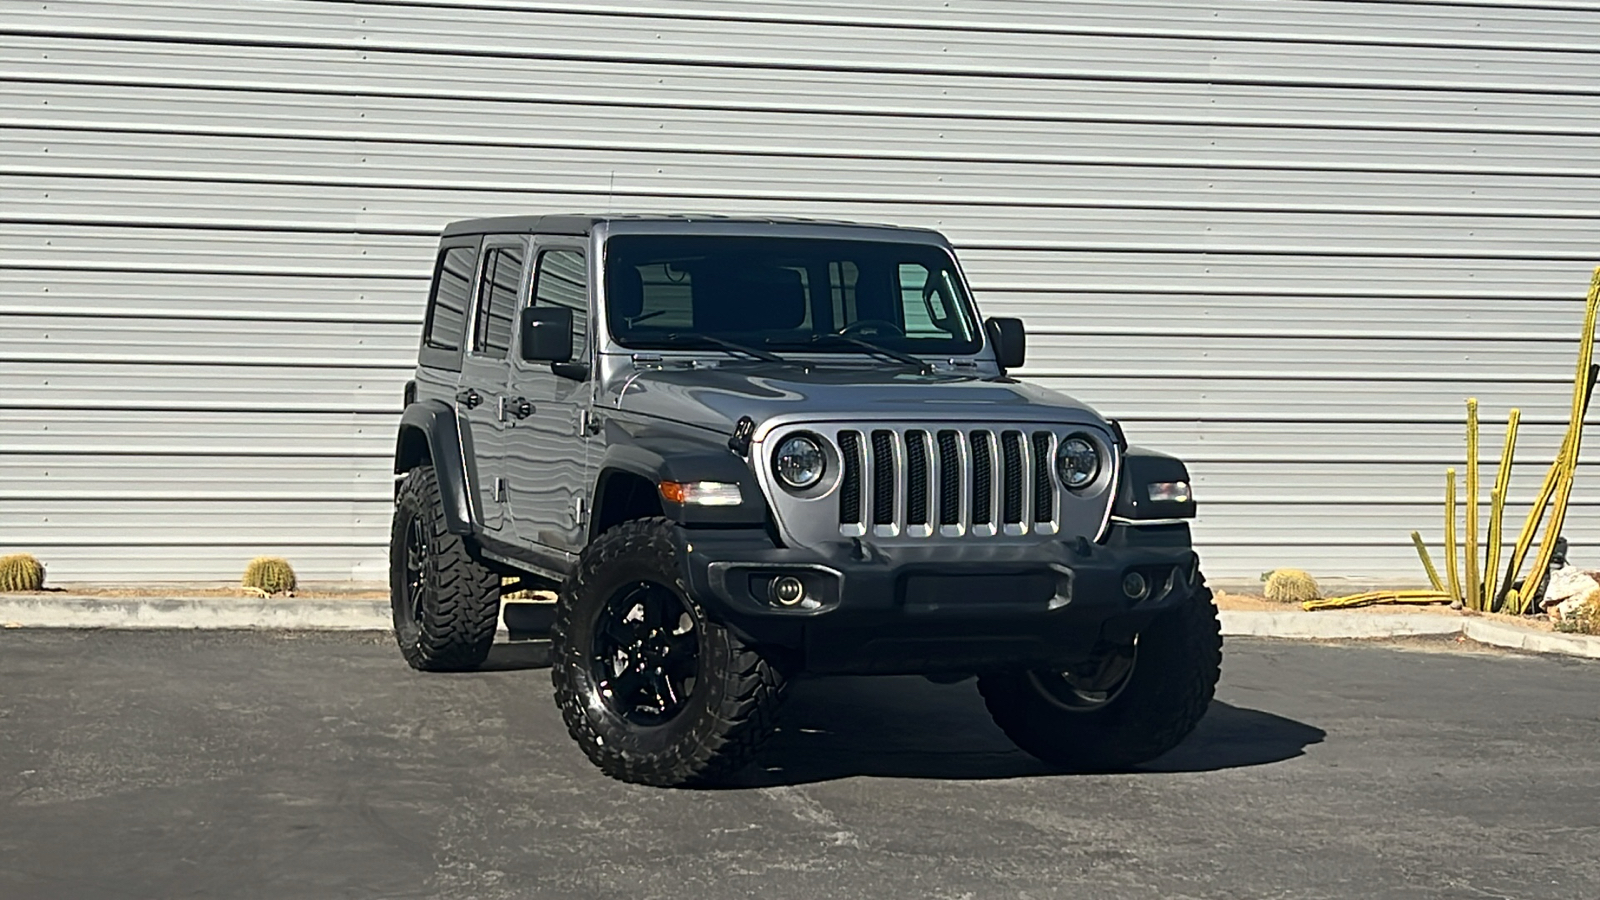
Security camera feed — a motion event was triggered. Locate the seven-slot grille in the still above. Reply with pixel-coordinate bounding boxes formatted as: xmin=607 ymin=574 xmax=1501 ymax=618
xmin=835 ymin=427 xmax=1065 ymax=537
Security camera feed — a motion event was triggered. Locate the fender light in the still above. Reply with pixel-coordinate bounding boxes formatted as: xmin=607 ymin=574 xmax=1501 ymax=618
xmin=1147 ymin=481 xmax=1191 ymax=503
xmin=659 ymin=481 xmax=743 ymax=507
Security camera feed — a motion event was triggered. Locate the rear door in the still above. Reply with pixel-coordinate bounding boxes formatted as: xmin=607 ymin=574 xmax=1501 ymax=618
xmin=457 ymin=235 xmax=527 ymax=534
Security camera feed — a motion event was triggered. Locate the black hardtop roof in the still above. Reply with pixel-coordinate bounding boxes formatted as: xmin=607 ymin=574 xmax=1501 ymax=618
xmin=439 ymin=213 xmax=944 ymax=239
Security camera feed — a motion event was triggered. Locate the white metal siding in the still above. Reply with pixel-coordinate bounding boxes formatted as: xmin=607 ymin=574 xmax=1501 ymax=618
xmin=4 ymin=0 xmax=1600 ymax=581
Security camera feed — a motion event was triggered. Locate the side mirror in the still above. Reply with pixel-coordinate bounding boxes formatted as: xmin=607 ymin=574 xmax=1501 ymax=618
xmin=518 ymin=305 xmax=573 ymax=364
xmin=985 ymin=317 xmax=1026 ymax=370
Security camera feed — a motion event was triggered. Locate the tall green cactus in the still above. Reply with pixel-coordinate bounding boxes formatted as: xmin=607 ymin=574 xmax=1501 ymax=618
xmin=0 ymin=554 xmax=45 ymax=592
xmin=242 ymin=556 xmax=297 ymax=595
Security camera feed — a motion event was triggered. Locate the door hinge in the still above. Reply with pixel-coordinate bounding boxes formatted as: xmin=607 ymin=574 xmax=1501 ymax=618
xmin=579 ymin=409 xmax=601 ymax=436
xmin=494 ymin=477 xmax=506 ymax=503
xmin=573 ymin=496 xmax=587 ymax=525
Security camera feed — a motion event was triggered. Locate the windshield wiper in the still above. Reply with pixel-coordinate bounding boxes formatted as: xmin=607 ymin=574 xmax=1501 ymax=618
xmin=808 ymin=333 xmax=932 ymax=373
xmin=659 ymin=333 xmax=788 ymax=364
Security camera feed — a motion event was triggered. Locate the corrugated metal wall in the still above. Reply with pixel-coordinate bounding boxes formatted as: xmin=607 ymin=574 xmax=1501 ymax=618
xmin=4 ymin=0 xmax=1600 ymax=581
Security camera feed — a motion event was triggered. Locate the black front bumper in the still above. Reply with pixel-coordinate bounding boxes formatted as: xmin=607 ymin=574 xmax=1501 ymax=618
xmin=677 ymin=522 xmax=1201 ymax=675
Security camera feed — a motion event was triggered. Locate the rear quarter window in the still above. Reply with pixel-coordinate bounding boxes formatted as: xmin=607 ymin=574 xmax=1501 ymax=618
xmin=419 ymin=243 xmax=478 ymax=371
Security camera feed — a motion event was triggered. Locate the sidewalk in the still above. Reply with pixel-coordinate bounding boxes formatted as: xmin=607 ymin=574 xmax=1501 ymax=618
xmin=4 ymin=592 xmax=1598 ymax=660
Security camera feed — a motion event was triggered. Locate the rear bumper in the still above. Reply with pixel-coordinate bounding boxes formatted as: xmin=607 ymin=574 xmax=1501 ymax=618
xmin=677 ymin=523 xmax=1201 ymax=675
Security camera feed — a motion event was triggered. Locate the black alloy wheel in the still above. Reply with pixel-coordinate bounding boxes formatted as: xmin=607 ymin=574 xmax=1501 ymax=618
xmin=1026 ymin=641 xmax=1138 ymax=712
xmin=590 ymin=580 xmax=701 ymax=726
xmin=401 ymin=513 xmax=430 ymax=631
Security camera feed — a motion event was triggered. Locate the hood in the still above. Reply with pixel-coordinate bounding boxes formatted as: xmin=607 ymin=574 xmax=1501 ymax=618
xmin=602 ymin=362 xmax=1107 ymax=435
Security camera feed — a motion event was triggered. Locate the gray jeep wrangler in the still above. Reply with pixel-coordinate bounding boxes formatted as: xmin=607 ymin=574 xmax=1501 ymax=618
xmin=391 ymin=214 xmax=1221 ymax=786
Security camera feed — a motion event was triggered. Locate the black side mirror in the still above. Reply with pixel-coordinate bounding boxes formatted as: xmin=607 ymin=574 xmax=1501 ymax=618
xmin=519 ymin=306 xmax=573 ymax=363
xmin=985 ymin=317 xmax=1026 ymax=370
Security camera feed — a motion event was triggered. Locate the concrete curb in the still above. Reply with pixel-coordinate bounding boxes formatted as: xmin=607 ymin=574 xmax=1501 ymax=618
xmin=4 ymin=598 xmax=1599 ymax=661
xmin=1220 ymin=611 xmax=1600 ymax=660
xmin=0 ymin=596 xmax=392 ymax=631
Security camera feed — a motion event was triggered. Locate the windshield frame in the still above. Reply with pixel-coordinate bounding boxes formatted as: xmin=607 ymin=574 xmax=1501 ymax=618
xmin=598 ymin=229 xmax=987 ymax=359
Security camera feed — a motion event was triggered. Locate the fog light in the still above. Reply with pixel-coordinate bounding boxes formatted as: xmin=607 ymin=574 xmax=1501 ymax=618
xmin=770 ymin=576 xmax=806 ymax=607
xmin=1122 ymin=571 xmax=1149 ymax=600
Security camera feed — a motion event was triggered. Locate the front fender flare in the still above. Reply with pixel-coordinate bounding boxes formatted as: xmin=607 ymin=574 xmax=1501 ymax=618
xmin=596 ymin=436 xmax=769 ymax=529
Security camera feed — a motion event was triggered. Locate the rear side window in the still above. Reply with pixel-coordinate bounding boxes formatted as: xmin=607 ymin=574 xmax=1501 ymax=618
xmin=472 ymin=244 xmax=525 ymax=359
xmin=425 ymin=245 xmax=477 ymax=353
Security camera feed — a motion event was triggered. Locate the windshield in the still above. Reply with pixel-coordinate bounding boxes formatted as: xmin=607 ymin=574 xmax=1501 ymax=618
xmin=603 ymin=236 xmax=983 ymax=355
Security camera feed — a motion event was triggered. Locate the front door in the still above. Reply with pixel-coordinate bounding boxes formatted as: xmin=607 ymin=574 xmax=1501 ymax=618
xmin=457 ymin=236 xmax=527 ymax=535
xmin=506 ymin=241 xmax=594 ymax=553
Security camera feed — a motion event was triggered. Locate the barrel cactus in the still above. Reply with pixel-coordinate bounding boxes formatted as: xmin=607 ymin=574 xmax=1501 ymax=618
xmin=242 ymin=556 xmax=297 ymax=595
xmin=0 ymin=554 xmax=45 ymax=592
xmin=1263 ymin=568 xmax=1321 ymax=604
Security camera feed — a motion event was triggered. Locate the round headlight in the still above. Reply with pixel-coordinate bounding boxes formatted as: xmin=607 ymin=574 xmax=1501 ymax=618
xmin=1056 ymin=436 xmax=1100 ymax=490
xmin=774 ymin=435 xmax=826 ymax=490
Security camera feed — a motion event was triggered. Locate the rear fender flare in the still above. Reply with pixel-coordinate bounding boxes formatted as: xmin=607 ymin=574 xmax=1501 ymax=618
xmin=395 ymin=400 xmax=479 ymax=535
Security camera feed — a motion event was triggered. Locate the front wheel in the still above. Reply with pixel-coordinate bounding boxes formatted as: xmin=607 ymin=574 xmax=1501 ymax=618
xmin=978 ymin=577 xmax=1222 ymax=771
xmin=550 ymin=517 xmax=785 ymax=787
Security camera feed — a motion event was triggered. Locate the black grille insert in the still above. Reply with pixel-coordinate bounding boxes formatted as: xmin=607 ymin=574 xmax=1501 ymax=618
xmin=937 ymin=430 xmax=961 ymax=526
xmin=970 ymin=430 xmax=993 ymax=525
xmin=871 ymin=430 xmax=896 ymax=525
xmin=1032 ymin=431 xmax=1054 ymax=522
xmin=838 ymin=431 xmax=862 ymax=525
xmin=906 ymin=430 xmax=930 ymax=526
xmin=1001 ymin=430 xmax=1025 ymax=524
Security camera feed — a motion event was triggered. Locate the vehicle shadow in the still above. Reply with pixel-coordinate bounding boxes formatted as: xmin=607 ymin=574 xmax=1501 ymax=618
xmin=724 ymin=675 xmax=1325 ymax=788
xmin=478 ymin=640 xmax=552 ymax=672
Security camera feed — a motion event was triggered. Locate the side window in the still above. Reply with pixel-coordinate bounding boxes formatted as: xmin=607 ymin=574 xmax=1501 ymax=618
xmin=532 ymin=248 xmax=589 ymax=362
xmin=425 ymin=245 xmax=477 ymax=352
xmin=472 ymin=244 xmax=524 ymax=358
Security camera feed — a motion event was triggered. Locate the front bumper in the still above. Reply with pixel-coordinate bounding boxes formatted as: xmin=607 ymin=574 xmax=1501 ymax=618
xmin=677 ymin=522 xmax=1201 ymax=675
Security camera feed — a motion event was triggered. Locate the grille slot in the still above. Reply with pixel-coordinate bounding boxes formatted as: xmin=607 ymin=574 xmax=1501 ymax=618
xmin=870 ymin=430 xmax=896 ymax=526
xmin=1032 ymin=431 xmax=1055 ymax=523
xmin=936 ymin=430 xmax=961 ymax=526
xmin=838 ymin=431 xmax=862 ymax=526
xmin=822 ymin=424 xmax=1078 ymax=539
xmin=970 ymin=431 xmax=993 ymax=526
xmin=1001 ymin=430 xmax=1025 ymax=525
xmin=906 ymin=430 xmax=930 ymax=527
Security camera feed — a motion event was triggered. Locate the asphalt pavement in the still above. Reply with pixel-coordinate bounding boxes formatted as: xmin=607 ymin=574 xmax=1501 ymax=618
xmin=1 ymin=631 xmax=1597 ymax=900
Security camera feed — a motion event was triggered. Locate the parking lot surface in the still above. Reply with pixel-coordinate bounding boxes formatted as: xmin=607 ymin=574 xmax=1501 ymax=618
xmin=1 ymin=631 xmax=1597 ymax=900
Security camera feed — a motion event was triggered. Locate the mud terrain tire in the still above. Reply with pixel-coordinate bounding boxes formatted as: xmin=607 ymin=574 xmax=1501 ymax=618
xmin=390 ymin=465 xmax=501 ymax=672
xmin=550 ymin=517 xmax=785 ymax=787
xmin=978 ymin=578 xmax=1222 ymax=771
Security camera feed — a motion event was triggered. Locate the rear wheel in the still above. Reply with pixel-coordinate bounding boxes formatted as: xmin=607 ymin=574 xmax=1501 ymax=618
xmin=550 ymin=517 xmax=785 ymax=786
xmin=978 ymin=577 xmax=1222 ymax=771
xmin=389 ymin=465 xmax=500 ymax=672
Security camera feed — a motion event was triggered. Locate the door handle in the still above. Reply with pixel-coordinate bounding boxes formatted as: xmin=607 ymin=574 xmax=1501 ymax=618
xmin=455 ymin=388 xmax=482 ymax=409
xmin=510 ymin=397 xmax=534 ymax=419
